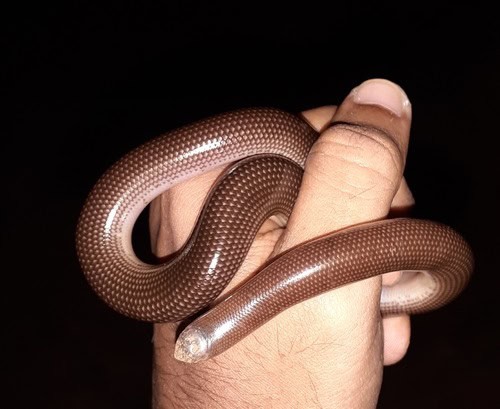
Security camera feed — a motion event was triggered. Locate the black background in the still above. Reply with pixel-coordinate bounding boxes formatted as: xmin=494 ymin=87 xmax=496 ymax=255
xmin=4 ymin=3 xmax=499 ymax=408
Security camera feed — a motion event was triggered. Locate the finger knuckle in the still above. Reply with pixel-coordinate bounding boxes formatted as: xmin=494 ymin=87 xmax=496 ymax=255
xmin=308 ymin=124 xmax=404 ymax=198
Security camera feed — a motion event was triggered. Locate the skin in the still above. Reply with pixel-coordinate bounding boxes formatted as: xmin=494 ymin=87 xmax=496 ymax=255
xmin=150 ymin=78 xmax=414 ymax=408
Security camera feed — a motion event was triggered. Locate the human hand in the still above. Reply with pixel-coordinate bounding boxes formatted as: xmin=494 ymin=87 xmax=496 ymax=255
xmin=150 ymin=78 xmax=414 ymax=408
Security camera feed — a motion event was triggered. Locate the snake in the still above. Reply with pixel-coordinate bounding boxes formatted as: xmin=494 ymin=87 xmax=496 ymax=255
xmin=76 ymin=107 xmax=474 ymax=363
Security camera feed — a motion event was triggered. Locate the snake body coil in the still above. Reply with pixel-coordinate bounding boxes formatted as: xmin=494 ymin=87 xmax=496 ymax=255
xmin=76 ymin=108 xmax=473 ymax=362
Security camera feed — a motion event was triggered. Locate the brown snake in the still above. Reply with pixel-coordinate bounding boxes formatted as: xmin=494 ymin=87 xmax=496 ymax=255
xmin=76 ymin=108 xmax=474 ymax=363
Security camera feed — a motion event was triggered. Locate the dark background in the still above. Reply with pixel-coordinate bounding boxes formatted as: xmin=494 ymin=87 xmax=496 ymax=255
xmin=4 ymin=3 xmax=499 ymax=408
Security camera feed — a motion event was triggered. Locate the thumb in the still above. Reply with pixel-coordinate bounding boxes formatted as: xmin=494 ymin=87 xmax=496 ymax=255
xmin=270 ymin=78 xmax=412 ymax=403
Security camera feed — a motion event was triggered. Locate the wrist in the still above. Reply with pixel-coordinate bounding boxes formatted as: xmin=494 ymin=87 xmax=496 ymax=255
xmin=153 ymin=278 xmax=383 ymax=409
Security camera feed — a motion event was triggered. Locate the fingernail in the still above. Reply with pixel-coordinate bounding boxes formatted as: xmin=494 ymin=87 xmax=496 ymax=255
xmin=350 ymin=79 xmax=411 ymax=116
